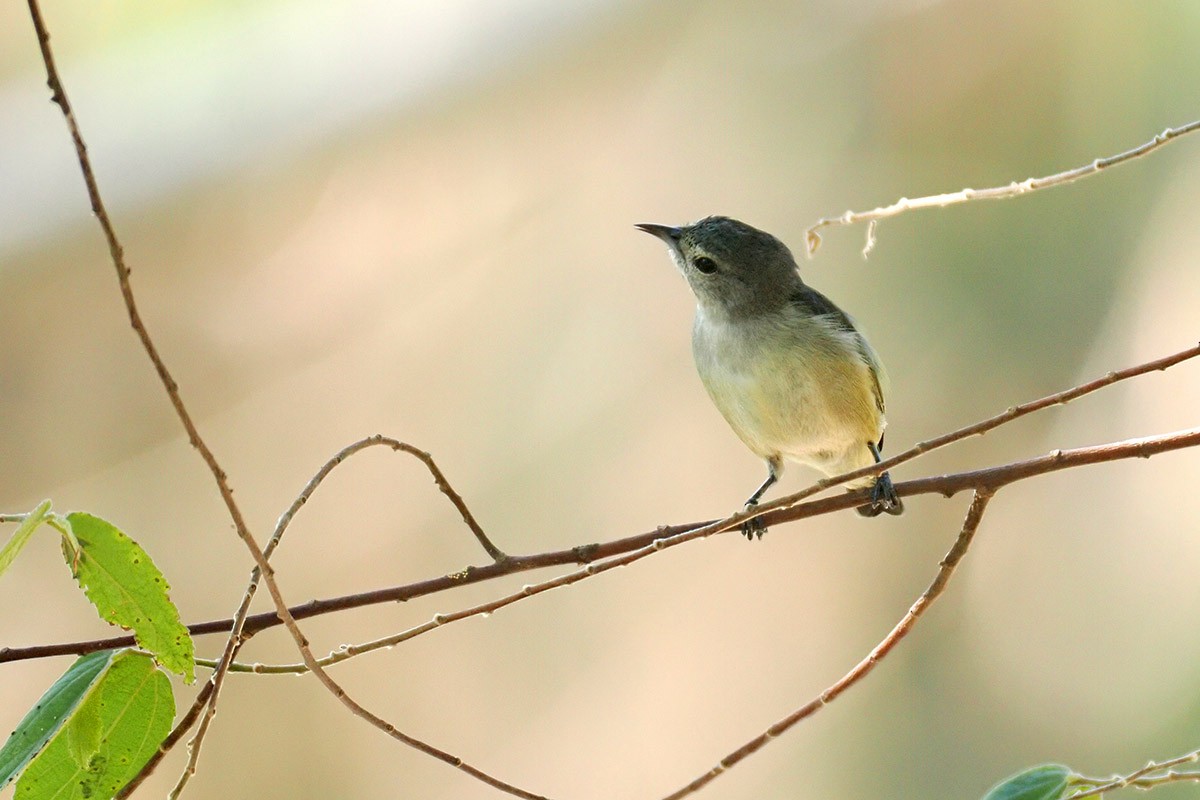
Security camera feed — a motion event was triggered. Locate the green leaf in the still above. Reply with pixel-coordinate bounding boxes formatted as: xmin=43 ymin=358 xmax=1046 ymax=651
xmin=0 ymin=650 xmax=115 ymax=789
xmin=65 ymin=695 xmax=102 ymax=769
xmin=64 ymin=512 xmax=195 ymax=682
xmin=983 ymin=764 xmax=1073 ymax=800
xmin=0 ymin=500 xmax=53 ymax=580
xmin=14 ymin=650 xmax=175 ymax=800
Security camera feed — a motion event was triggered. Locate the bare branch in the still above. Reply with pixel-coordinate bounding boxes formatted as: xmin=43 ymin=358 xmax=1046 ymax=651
xmin=805 ymin=119 xmax=1200 ymax=257
xmin=25 ymin=1 xmax=258 ymax=580
xmin=5 ymin=426 xmax=1198 ymax=669
xmin=25 ymin=5 xmax=548 ymax=798
xmin=662 ymin=489 xmax=994 ymax=800
xmin=26 ymin=2 xmax=274 ymax=791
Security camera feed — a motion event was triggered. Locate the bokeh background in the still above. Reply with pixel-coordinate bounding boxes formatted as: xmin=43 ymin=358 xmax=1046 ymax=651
xmin=3 ymin=1 xmax=1199 ymax=798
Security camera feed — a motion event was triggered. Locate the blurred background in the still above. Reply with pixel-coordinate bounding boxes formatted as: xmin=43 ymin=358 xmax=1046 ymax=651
xmin=2 ymin=1 xmax=1199 ymax=798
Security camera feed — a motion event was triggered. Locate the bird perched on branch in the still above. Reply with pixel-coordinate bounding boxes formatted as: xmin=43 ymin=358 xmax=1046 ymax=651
xmin=637 ymin=216 xmax=903 ymax=538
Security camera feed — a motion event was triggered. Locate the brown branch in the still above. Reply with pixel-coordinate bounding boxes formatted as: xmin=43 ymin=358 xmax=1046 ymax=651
xmin=25 ymin=1 xmax=258 ymax=582
xmin=662 ymin=489 xmax=994 ymax=800
xmin=26 ymin=2 xmax=274 ymax=792
xmin=25 ymin=5 xmax=547 ymax=799
xmin=5 ymin=426 xmax=1199 ymax=668
xmin=804 ymin=119 xmax=1200 ymax=257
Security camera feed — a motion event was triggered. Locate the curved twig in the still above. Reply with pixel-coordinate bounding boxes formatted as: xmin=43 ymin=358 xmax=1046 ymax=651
xmin=120 ymin=435 xmax=505 ymax=797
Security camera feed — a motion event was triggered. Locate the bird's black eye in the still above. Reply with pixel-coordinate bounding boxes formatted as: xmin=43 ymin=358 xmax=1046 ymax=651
xmin=693 ymin=256 xmax=717 ymax=274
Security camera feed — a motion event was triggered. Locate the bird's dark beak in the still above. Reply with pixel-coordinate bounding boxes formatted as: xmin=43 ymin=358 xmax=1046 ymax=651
xmin=635 ymin=223 xmax=682 ymax=244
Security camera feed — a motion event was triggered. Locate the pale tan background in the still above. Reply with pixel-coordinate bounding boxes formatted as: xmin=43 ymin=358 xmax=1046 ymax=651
xmin=2 ymin=1 xmax=1200 ymax=798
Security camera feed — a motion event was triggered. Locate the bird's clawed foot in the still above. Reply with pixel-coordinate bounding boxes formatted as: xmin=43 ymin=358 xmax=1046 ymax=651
xmin=856 ymin=472 xmax=904 ymax=517
xmin=741 ymin=501 xmax=767 ymax=540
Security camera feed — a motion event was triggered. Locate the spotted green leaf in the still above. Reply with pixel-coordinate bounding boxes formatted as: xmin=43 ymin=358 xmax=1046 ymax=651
xmin=64 ymin=512 xmax=194 ymax=682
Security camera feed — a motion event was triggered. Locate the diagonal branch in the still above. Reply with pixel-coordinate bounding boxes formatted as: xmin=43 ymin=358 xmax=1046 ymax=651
xmin=661 ymin=489 xmax=995 ymax=800
xmin=27 ymin=2 xmax=278 ymax=792
xmin=25 ymin=5 xmax=547 ymax=799
xmin=25 ymin=0 xmax=258 ymax=580
xmin=805 ymin=119 xmax=1200 ymax=257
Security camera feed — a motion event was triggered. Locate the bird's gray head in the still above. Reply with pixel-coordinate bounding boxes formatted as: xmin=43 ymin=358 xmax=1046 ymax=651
xmin=636 ymin=216 xmax=803 ymax=320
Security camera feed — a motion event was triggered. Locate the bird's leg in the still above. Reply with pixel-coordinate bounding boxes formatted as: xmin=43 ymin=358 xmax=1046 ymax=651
xmin=856 ymin=440 xmax=904 ymax=517
xmin=742 ymin=458 xmax=780 ymax=540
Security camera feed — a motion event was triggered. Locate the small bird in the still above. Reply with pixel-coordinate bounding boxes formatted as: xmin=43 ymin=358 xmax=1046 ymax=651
xmin=637 ymin=216 xmax=903 ymax=538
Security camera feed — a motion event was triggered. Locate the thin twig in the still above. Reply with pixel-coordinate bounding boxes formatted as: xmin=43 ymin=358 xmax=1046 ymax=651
xmin=26 ymin=2 xmax=272 ymax=792
xmin=24 ymin=3 xmax=258 ymax=572
xmin=393 ymin=440 xmax=508 ymax=561
xmin=1069 ymin=749 xmax=1200 ymax=798
xmin=662 ymin=489 xmax=994 ymax=800
xmin=158 ymin=493 xmax=547 ymax=800
xmin=268 ymin=435 xmax=504 ymax=563
xmin=25 ymin=5 xmax=548 ymax=799
xmin=805 ymin=119 xmax=1200 ymax=257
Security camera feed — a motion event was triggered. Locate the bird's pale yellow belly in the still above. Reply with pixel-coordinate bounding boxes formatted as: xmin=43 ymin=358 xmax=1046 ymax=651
xmin=692 ymin=308 xmax=884 ymax=480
